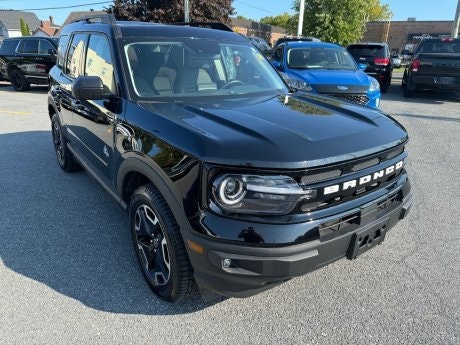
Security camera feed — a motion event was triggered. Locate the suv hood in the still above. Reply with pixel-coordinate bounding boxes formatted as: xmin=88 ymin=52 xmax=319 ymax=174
xmin=136 ymin=93 xmax=407 ymax=169
xmin=288 ymin=69 xmax=370 ymax=87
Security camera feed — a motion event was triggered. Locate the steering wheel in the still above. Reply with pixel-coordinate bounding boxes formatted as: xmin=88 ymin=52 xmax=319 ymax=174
xmin=222 ymin=80 xmax=245 ymax=89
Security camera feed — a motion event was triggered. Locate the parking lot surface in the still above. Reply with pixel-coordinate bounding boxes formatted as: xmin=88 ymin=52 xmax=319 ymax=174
xmin=1 ymin=76 xmax=459 ymax=345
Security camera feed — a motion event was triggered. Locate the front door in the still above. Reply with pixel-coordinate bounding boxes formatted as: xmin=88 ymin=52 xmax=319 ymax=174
xmin=71 ymin=33 xmax=120 ymax=184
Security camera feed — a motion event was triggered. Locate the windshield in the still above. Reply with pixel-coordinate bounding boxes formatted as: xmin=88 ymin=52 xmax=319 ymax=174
xmin=123 ymin=38 xmax=287 ymax=98
xmin=286 ymin=46 xmax=357 ymax=71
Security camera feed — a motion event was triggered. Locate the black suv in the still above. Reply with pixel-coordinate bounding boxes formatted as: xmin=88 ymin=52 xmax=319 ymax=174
xmin=48 ymin=14 xmax=412 ymax=302
xmin=347 ymin=42 xmax=393 ymax=93
xmin=0 ymin=36 xmax=58 ymax=91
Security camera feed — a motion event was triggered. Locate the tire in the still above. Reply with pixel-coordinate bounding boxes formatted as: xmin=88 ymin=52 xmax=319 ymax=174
xmin=381 ymin=80 xmax=390 ymax=93
xmin=51 ymin=114 xmax=81 ymax=172
xmin=130 ymin=184 xmax=196 ymax=302
xmin=403 ymin=78 xmax=416 ymax=98
xmin=9 ymin=69 xmax=30 ymax=91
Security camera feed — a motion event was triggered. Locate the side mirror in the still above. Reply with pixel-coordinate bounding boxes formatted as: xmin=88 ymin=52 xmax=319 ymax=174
xmin=358 ymin=63 xmax=367 ymax=70
xmin=271 ymin=61 xmax=282 ymax=70
xmin=48 ymin=48 xmax=57 ymax=56
xmin=72 ymin=76 xmax=108 ymax=100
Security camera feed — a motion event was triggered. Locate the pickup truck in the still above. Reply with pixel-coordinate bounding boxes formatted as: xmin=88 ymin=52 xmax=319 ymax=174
xmin=402 ymin=38 xmax=460 ymax=97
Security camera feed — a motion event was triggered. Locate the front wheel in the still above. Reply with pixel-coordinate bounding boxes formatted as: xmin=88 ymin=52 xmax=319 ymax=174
xmin=130 ymin=184 xmax=196 ymax=302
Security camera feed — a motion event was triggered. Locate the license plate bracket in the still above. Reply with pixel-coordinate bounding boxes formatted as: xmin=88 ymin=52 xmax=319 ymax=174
xmin=346 ymin=218 xmax=389 ymax=260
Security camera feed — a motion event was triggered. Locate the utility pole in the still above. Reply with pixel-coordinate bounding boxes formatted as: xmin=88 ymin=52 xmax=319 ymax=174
xmin=452 ymin=0 xmax=460 ymax=38
xmin=184 ymin=0 xmax=190 ymax=23
xmin=297 ymin=0 xmax=305 ymax=36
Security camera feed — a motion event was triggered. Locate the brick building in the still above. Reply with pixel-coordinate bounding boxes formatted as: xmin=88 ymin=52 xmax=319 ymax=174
xmin=230 ymin=17 xmax=286 ymax=47
xmin=363 ymin=20 xmax=456 ymax=53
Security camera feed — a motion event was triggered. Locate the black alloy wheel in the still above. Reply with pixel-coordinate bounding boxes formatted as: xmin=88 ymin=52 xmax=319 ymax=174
xmin=10 ymin=69 xmax=30 ymax=91
xmin=134 ymin=203 xmax=171 ymax=286
xmin=130 ymin=184 xmax=195 ymax=302
xmin=50 ymin=114 xmax=81 ymax=172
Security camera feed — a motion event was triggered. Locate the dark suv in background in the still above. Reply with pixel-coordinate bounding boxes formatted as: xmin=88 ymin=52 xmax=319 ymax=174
xmin=0 ymin=36 xmax=58 ymax=91
xmin=347 ymin=42 xmax=393 ymax=93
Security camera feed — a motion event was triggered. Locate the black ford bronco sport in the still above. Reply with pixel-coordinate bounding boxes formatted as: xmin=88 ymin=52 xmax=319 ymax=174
xmin=48 ymin=14 xmax=412 ymax=302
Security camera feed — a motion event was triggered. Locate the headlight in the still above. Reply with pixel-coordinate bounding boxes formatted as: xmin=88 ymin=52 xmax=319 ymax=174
xmin=288 ymin=78 xmax=313 ymax=92
xmin=212 ymin=174 xmax=317 ymax=215
xmin=369 ymin=77 xmax=380 ymax=92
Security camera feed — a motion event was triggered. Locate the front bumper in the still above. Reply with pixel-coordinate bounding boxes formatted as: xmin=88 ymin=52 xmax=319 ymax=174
xmin=186 ymin=180 xmax=412 ymax=298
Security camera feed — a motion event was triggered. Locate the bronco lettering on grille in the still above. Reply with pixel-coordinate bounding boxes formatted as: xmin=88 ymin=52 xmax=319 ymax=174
xmin=323 ymin=160 xmax=404 ymax=195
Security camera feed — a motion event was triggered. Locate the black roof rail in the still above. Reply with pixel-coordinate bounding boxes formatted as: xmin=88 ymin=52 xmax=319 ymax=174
xmin=71 ymin=13 xmax=117 ymax=25
xmin=167 ymin=22 xmax=233 ymax=32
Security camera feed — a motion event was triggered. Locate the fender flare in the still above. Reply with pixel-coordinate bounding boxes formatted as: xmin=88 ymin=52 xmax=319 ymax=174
xmin=117 ymin=154 xmax=192 ymax=236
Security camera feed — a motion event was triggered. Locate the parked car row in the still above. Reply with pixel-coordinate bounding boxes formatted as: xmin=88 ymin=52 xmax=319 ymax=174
xmin=1 ymin=32 xmax=458 ymax=104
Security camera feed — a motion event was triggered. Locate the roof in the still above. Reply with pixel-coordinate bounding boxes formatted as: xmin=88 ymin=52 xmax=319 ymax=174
xmin=0 ymin=10 xmax=41 ymax=31
xmin=61 ymin=11 xmax=107 ymax=28
xmin=286 ymin=41 xmax=341 ymax=49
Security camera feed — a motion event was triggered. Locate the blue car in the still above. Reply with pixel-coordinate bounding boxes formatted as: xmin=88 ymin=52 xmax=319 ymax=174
xmin=271 ymin=41 xmax=381 ymax=108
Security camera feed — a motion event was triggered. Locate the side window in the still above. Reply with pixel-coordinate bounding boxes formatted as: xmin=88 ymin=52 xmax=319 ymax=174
xmin=0 ymin=40 xmax=19 ymax=54
xmin=39 ymin=40 xmax=55 ymax=55
xmin=57 ymin=35 xmax=70 ymax=69
xmin=19 ymin=39 xmax=39 ymax=54
xmin=66 ymin=34 xmax=87 ymax=79
xmin=85 ymin=34 xmax=116 ymax=94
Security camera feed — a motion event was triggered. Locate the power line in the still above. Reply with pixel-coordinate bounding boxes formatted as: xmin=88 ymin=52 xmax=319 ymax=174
xmin=234 ymin=0 xmax=275 ymax=15
xmin=6 ymin=1 xmax=113 ymax=11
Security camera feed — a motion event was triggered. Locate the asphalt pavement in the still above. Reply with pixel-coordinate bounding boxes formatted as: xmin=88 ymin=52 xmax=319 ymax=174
xmin=0 ymin=77 xmax=459 ymax=345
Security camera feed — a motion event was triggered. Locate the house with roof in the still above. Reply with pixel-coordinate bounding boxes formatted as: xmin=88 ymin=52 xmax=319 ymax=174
xmin=33 ymin=16 xmax=61 ymax=37
xmin=0 ymin=10 xmax=41 ymax=41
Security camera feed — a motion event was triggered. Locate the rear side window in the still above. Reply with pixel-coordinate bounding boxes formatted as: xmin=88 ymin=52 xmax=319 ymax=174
xmin=39 ymin=40 xmax=55 ymax=55
xmin=65 ymin=34 xmax=87 ymax=78
xmin=0 ymin=39 xmax=19 ymax=54
xmin=19 ymin=39 xmax=39 ymax=54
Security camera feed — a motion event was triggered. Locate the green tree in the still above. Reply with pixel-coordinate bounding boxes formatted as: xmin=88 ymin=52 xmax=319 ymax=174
xmin=260 ymin=12 xmax=293 ymax=30
xmin=20 ymin=18 xmax=31 ymax=36
xmin=108 ymin=0 xmax=235 ymax=24
xmin=291 ymin=0 xmax=392 ymax=46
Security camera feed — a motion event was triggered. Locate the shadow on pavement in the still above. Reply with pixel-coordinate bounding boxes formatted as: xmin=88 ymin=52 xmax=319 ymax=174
xmin=0 ymin=82 xmax=48 ymax=94
xmin=0 ymin=131 xmax=226 ymax=315
xmin=383 ymin=73 xmax=460 ymax=104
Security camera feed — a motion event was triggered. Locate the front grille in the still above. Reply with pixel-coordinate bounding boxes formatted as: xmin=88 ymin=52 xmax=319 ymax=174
xmin=299 ymin=145 xmax=405 ymax=185
xmin=295 ymin=146 xmax=407 ymax=213
xmin=327 ymin=94 xmax=370 ymax=105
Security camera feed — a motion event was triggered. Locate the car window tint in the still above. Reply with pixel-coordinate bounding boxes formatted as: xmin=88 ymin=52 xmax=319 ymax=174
xmin=85 ymin=34 xmax=116 ymax=94
xmin=20 ymin=39 xmax=39 ymax=54
xmin=57 ymin=35 xmax=69 ymax=69
xmin=39 ymin=40 xmax=55 ymax=55
xmin=0 ymin=40 xmax=19 ymax=54
xmin=348 ymin=45 xmax=385 ymax=58
xmin=66 ymin=34 xmax=87 ymax=78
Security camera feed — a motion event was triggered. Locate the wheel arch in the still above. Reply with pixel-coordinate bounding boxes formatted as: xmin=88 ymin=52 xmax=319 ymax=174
xmin=117 ymin=155 xmax=191 ymax=236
